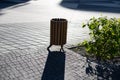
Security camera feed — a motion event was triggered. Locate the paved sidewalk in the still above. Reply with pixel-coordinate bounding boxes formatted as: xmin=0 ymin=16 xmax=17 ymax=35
xmin=0 ymin=0 xmax=120 ymax=80
xmin=0 ymin=46 xmax=97 ymax=80
xmin=0 ymin=1 xmax=92 ymax=79
xmin=0 ymin=21 xmax=91 ymax=80
xmin=0 ymin=22 xmax=89 ymax=54
xmin=0 ymin=22 xmax=119 ymax=80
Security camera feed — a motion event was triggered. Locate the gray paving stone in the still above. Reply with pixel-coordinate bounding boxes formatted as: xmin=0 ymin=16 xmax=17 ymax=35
xmin=0 ymin=8 xmax=119 ymax=79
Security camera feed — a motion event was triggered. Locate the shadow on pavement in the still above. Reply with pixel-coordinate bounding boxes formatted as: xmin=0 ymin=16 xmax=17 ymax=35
xmin=0 ymin=0 xmax=30 ymax=9
xmin=60 ymin=0 xmax=120 ymax=13
xmin=85 ymin=58 xmax=120 ymax=80
xmin=41 ymin=51 xmax=65 ymax=80
xmin=0 ymin=0 xmax=30 ymax=15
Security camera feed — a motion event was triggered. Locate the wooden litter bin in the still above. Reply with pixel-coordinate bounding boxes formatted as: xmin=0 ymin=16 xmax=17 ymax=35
xmin=47 ymin=18 xmax=68 ymax=51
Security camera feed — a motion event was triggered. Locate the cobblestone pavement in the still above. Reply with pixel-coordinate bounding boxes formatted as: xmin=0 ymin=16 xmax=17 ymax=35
xmin=0 ymin=0 xmax=120 ymax=80
xmin=0 ymin=22 xmax=92 ymax=80
xmin=0 ymin=46 xmax=97 ymax=80
xmin=0 ymin=22 xmax=89 ymax=54
xmin=0 ymin=22 xmax=50 ymax=54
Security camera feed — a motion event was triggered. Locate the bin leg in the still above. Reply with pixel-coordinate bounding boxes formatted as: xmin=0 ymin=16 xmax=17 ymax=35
xmin=60 ymin=45 xmax=64 ymax=52
xmin=47 ymin=44 xmax=52 ymax=51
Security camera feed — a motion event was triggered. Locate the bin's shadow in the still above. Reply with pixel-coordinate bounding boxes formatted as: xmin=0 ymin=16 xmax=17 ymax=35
xmin=41 ymin=50 xmax=66 ymax=80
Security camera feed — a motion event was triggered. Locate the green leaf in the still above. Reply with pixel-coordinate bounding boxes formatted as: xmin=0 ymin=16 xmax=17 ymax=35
xmin=81 ymin=16 xmax=120 ymax=60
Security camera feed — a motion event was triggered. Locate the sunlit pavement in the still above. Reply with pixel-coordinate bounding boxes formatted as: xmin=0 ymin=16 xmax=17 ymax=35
xmin=0 ymin=0 xmax=120 ymax=46
xmin=0 ymin=0 xmax=120 ymax=23
xmin=0 ymin=0 xmax=120 ymax=80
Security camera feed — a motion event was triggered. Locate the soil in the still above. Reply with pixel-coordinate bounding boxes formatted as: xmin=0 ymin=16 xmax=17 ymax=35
xmin=69 ymin=46 xmax=120 ymax=64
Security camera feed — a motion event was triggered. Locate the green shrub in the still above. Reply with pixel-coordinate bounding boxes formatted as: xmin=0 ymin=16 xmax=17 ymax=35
xmin=82 ymin=17 xmax=120 ymax=60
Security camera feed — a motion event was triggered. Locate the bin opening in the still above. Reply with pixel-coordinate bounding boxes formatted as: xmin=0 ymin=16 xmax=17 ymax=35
xmin=51 ymin=18 xmax=67 ymax=22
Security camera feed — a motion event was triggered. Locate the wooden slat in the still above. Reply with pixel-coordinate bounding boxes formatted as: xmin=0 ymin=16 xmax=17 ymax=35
xmin=50 ymin=18 xmax=67 ymax=45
